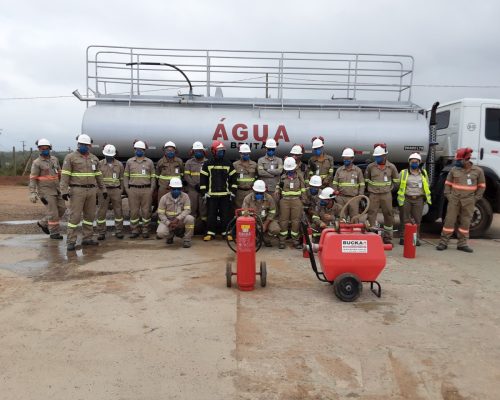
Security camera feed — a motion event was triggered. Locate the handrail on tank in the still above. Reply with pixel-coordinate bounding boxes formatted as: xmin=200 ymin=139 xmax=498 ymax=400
xmin=80 ymin=45 xmax=416 ymax=106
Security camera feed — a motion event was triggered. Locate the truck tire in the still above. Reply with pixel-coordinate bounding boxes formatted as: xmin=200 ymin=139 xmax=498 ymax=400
xmin=470 ymin=198 xmax=493 ymax=238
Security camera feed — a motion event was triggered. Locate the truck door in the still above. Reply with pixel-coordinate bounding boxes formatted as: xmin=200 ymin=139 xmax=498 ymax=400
xmin=480 ymin=104 xmax=500 ymax=178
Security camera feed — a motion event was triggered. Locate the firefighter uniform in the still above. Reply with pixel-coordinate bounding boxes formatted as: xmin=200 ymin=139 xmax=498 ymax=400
xmin=439 ymin=165 xmax=486 ymax=248
xmin=156 ymin=156 xmax=184 ymax=202
xmin=303 ymin=190 xmax=320 ymax=221
xmin=277 ymin=173 xmax=306 ymax=246
xmin=200 ymin=158 xmax=237 ymax=238
xmin=257 ymin=156 xmax=283 ymax=195
xmin=96 ymin=159 xmax=124 ymax=236
xmin=156 ymin=192 xmax=194 ymax=244
xmin=311 ymin=203 xmax=339 ymax=240
xmin=242 ymin=192 xmax=280 ymax=244
xmin=29 ymin=155 xmax=66 ymax=234
xmin=365 ymin=161 xmax=399 ymax=241
xmin=308 ymin=154 xmax=334 ymax=187
xmin=60 ymin=151 xmax=105 ymax=245
xmin=184 ymin=157 xmax=207 ymax=222
xmin=124 ymin=156 xmax=156 ymax=235
xmin=233 ymin=159 xmax=258 ymax=208
xmin=332 ymin=164 xmax=365 ymax=221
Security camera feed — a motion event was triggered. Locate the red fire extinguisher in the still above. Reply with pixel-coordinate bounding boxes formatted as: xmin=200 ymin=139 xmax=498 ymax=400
xmin=235 ymin=214 xmax=257 ymax=291
xmin=403 ymin=223 xmax=417 ymax=259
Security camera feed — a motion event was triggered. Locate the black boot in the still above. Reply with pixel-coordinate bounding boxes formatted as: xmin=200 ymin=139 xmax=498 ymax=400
xmin=67 ymin=242 xmax=76 ymax=251
xmin=457 ymin=245 xmax=473 ymax=253
xmin=399 ymin=238 xmax=404 ymax=246
xmin=82 ymin=239 xmax=99 ymax=246
xmin=37 ymin=222 xmax=50 ymax=235
xmin=50 ymin=233 xmax=64 ymax=240
xmin=115 ymin=232 xmax=124 ymax=239
xmin=97 ymin=233 xmax=106 ymax=241
xmin=436 ymin=243 xmax=447 ymax=251
xmin=129 ymin=232 xmax=140 ymax=239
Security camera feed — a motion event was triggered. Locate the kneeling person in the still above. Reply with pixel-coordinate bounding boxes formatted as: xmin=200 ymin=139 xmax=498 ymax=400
xmin=312 ymin=187 xmax=340 ymax=241
xmin=156 ymin=177 xmax=195 ymax=248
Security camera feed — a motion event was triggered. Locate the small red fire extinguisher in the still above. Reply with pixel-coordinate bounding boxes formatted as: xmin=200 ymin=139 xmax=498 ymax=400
xmin=403 ymin=223 xmax=417 ymax=258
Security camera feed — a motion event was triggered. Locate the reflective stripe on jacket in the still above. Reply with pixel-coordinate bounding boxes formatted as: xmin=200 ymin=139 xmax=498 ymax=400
xmin=397 ymin=168 xmax=432 ymax=206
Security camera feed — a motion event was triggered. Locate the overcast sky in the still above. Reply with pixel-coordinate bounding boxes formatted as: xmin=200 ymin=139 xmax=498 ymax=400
xmin=1 ymin=0 xmax=500 ymax=151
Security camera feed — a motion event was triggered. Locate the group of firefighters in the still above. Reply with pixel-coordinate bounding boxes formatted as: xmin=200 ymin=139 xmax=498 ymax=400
xmin=29 ymin=134 xmax=486 ymax=253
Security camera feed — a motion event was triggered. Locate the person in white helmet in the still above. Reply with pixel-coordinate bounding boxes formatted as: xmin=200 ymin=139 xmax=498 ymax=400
xmin=156 ymin=141 xmax=184 ymax=203
xmin=96 ymin=144 xmax=125 ymax=240
xmin=312 ymin=187 xmax=341 ymax=241
xmin=242 ymin=179 xmax=280 ymax=246
xmin=332 ymin=147 xmax=365 ymax=222
xmin=184 ymin=141 xmax=208 ymax=228
xmin=29 ymin=138 xmax=66 ymax=239
xmin=289 ymin=144 xmax=308 ymax=182
xmin=233 ymin=144 xmax=257 ymax=208
xmin=257 ymin=138 xmax=283 ymax=199
xmin=156 ymin=177 xmax=194 ymax=248
xmin=60 ymin=134 xmax=106 ymax=250
xmin=276 ymin=157 xmax=306 ymax=249
xmin=123 ymin=140 xmax=156 ymax=239
xmin=396 ymin=152 xmax=432 ymax=246
xmin=303 ymin=175 xmax=322 ymax=219
xmin=308 ymin=136 xmax=334 ymax=187
xmin=365 ymin=143 xmax=400 ymax=244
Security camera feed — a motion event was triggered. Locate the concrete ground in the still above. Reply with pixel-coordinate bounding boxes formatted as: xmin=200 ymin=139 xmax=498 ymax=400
xmin=0 ymin=214 xmax=499 ymax=399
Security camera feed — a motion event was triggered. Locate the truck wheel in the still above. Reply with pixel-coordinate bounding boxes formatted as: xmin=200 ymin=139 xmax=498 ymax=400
xmin=226 ymin=263 xmax=232 ymax=288
xmin=260 ymin=261 xmax=267 ymax=287
xmin=470 ymin=198 xmax=493 ymax=238
xmin=333 ymin=273 xmax=363 ymax=302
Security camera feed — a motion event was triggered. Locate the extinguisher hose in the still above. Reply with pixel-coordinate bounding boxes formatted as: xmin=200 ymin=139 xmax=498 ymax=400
xmin=339 ymin=194 xmax=370 ymax=222
xmin=225 ymin=215 xmax=264 ymax=253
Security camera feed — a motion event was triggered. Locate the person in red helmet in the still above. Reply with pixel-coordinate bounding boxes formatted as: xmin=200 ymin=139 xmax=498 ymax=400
xmin=436 ymin=148 xmax=486 ymax=252
xmin=199 ymin=141 xmax=237 ymax=241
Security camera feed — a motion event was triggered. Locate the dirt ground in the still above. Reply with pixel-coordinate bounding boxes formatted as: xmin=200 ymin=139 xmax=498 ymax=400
xmin=1 ymin=184 xmax=500 ymax=399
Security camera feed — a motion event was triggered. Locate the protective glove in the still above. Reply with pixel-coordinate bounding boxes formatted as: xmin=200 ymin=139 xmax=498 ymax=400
xmin=103 ymin=192 xmax=108 ymax=200
xmin=62 ymin=193 xmax=70 ymax=201
xmin=29 ymin=193 xmax=38 ymax=203
xmin=169 ymin=217 xmax=179 ymax=229
xmin=203 ymin=193 xmax=210 ymax=200
xmin=229 ymin=193 xmax=236 ymax=202
xmin=40 ymin=197 xmax=48 ymax=205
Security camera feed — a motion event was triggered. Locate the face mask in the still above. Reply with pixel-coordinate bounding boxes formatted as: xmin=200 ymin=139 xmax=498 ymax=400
xmin=266 ymin=149 xmax=275 ymax=157
xmin=309 ymin=187 xmax=319 ymax=195
xmin=343 ymin=159 xmax=352 ymax=167
xmin=166 ymin=151 xmax=175 ymax=159
xmin=40 ymin=149 xmax=50 ymax=157
xmin=242 ymin=154 xmax=250 ymax=161
xmin=375 ymin=156 xmax=384 ymax=165
xmin=454 ymin=160 xmax=464 ymax=168
xmin=78 ymin=145 xmax=89 ymax=154
xmin=286 ymin=171 xmax=295 ymax=177
xmin=313 ymin=148 xmax=322 ymax=156
xmin=105 ymin=156 xmax=114 ymax=164
xmin=216 ymin=150 xmax=225 ymax=159
xmin=319 ymin=200 xmax=328 ymax=207
xmin=135 ymin=149 xmax=144 ymax=158
xmin=194 ymin=151 xmax=204 ymax=159
xmin=255 ymin=193 xmax=264 ymax=201
xmin=171 ymin=188 xmax=181 ymax=198
xmin=410 ymin=162 xmax=419 ymax=170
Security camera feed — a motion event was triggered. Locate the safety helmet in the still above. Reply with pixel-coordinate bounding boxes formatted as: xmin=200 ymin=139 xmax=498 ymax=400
xmin=211 ymin=140 xmax=225 ymax=155
xmin=265 ymin=138 xmax=277 ymax=149
xmin=373 ymin=145 xmax=388 ymax=156
xmin=77 ymin=134 xmax=92 ymax=145
xmin=192 ymin=141 xmax=204 ymax=150
xmin=455 ymin=147 xmax=473 ymax=160
xmin=408 ymin=152 xmax=421 ymax=162
xmin=283 ymin=157 xmax=297 ymax=171
xmin=36 ymin=138 xmax=51 ymax=148
xmin=134 ymin=140 xmax=147 ymax=150
xmin=239 ymin=144 xmax=251 ymax=153
xmin=319 ymin=187 xmax=335 ymax=200
xmin=312 ymin=138 xmax=324 ymax=149
xmin=342 ymin=147 xmax=355 ymax=158
xmin=169 ymin=177 xmax=183 ymax=188
xmin=252 ymin=179 xmax=266 ymax=193
xmin=309 ymin=175 xmax=322 ymax=187
xmin=290 ymin=144 xmax=303 ymax=155
xmin=164 ymin=141 xmax=176 ymax=149
xmin=102 ymin=144 xmax=116 ymax=157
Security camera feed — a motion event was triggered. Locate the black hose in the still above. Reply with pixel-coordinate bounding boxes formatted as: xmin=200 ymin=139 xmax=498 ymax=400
xmin=125 ymin=62 xmax=193 ymax=95
xmin=225 ymin=215 xmax=264 ymax=253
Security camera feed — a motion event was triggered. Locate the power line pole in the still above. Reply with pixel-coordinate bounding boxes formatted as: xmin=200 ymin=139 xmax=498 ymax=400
xmin=21 ymin=140 xmax=26 ymax=156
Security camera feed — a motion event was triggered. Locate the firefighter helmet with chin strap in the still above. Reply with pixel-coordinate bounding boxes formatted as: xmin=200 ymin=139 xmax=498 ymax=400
xmin=211 ymin=140 xmax=225 ymax=155
xmin=455 ymin=147 xmax=473 ymax=160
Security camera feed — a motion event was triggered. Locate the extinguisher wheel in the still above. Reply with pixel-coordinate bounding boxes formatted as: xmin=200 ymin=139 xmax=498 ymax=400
xmin=260 ymin=261 xmax=267 ymax=287
xmin=333 ymin=273 xmax=363 ymax=302
xmin=226 ymin=262 xmax=232 ymax=288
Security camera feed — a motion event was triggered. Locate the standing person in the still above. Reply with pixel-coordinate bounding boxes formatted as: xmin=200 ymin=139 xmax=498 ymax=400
xmin=123 ymin=140 xmax=156 ymax=239
xmin=184 ymin=141 xmax=207 ymax=226
xmin=436 ymin=148 xmax=486 ymax=253
xmin=199 ymin=141 xmax=237 ymax=241
xmin=332 ymin=147 xmax=365 ymax=222
xmin=242 ymin=180 xmax=280 ymax=247
xmin=308 ymin=136 xmax=334 ymax=187
xmin=257 ymin=138 xmax=283 ymax=201
xmin=156 ymin=141 xmax=184 ymax=203
xmin=365 ymin=144 xmax=400 ymax=244
xmin=233 ymin=144 xmax=257 ymax=209
xmin=60 ymin=134 xmax=106 ymax=251
xmin=289 ymin=144 xmax=308 ymax=182
xmin=397 ymin=153 xmax=432 ymax=246
xmin=96 ymin=144 xmax=124 ymax=240
xmin=277 ymin=157 xmax=306 ymax=249
xmin=156 ymin=177 xmax=194 ymax=248
xmin=29 ymin=138 xmax=66 ymax=239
